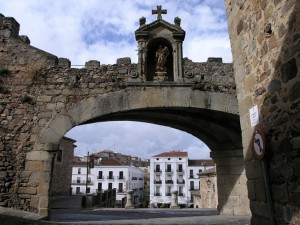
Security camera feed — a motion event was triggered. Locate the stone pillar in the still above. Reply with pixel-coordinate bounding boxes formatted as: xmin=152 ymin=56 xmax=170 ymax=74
xmin=26 ymin=143 xmax=57 ymax=217
xmin=170 ymin=190 xmax=180 ymax=209
xmin=125 ymin=190 xmax=134 ymax=209
xmin=211 ymin=149 xmax=250 ymax=216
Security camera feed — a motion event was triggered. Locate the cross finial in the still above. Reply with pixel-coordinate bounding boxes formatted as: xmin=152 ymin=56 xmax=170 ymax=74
xmin=152 ymin=5 xmax=167 ymax=20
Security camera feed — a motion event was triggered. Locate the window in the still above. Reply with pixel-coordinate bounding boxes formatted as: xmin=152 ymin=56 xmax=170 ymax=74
xmin=190 ymin=181 xmax=194 ymax=190
xmin=78 ymin=168 xmax=81 ymax=174
xmin=108 ymin=183 xmax=112 ymax=190
xmin=179 ymin=186 xmax=183 ymax=195
xmin=155 ymin=186 xmax=160 ymax=195
xmin=199 ymin=169 xmax=203 ymax=173
xmin=155 ymin=164 xmax=160 ymax=172
xmin=156 ymin=158 xmax=159 ymax=160
xmin=119 ymin=171 xmax=123 ymax=179
xmin=98 ymin=171 xmax=103 ymax=179
xmin=76 ymin=177 xmax=80 ymax=184
xmin=118 ymin=183 xmax=123 ymax=192
xmin=109 ymin=171 xmax=113 ymax=179
xmin=86 ymin=187 xmax=90 ymax=194
xmin=190 ymin=169 xmax=193 ymax=178
xmin=76 ymin=187 xmax=80 ymax=194
xmin=178 ymin=164 xmax=183 ymax=172
xmin=168 ymin=158 xmax=170 ymax=160
xmin=98 ymin=183 xmax=102 ymax=191
xmin=56 ymin=149 xmax=63 ymax=162
xmin=179 ymin=158 xmax=182 ymax=160
xmin=87 ymin=177 xmax=91 ymax=183
xmin=167 ymin=164 xmax=171 ymax=172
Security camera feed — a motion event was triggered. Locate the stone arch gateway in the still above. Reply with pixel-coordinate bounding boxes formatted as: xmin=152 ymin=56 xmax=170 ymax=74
xmin=1 ymin=1 xmax=299 ymax=224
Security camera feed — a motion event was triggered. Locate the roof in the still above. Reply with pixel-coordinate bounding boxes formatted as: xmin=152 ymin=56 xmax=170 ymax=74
xmin=152 ymin=151 xmax=188 ymax=158
xmin=96 ymin=158 xmax=125 ymax=166
xmin=60 ymin=136 xmax=76 ymax=143
xmin=197 ymin=167 xmax=216 ymax=176
xmin=188 ymin=159 xmax=215 ymax=167
xmin=73 ymin=158 xmax=126 ymax=167
xmin=135 ymin=19 xmax=185 ymax=41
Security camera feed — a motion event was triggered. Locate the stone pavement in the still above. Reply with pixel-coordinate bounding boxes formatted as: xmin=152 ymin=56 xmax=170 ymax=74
xmin=0 ymin=207 xmax=251 ymax=225
xmin=0 ymin=196 xmax=251 ymax=225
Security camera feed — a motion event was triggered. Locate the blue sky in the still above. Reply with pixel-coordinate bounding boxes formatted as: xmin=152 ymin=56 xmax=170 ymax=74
xmin=1 ymin=0 xmax=232 ymax=159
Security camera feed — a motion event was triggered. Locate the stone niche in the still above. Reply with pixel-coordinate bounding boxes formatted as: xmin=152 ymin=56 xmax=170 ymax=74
xmin=133 ymin=13 xmax=185 ymax=83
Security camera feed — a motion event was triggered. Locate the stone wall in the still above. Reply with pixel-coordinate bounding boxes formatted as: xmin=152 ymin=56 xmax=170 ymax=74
xmin=50 ymin=137 xmax=75 ymax=196
xmin=193 ymin=168 xmax=217 ymax=209
xmin=225 ymin=1 xmax=299 ymax=224
xmin=0 ymin=12 xmax=239 ymax=217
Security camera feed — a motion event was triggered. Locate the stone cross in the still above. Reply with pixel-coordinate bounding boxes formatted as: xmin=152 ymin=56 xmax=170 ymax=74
xmin=152 ymin=5 xmax=167 ymax=20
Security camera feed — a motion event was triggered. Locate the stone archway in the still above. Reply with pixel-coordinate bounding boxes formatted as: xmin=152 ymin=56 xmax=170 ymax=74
xmin=35 ymin=87 xmax=249 ymax=217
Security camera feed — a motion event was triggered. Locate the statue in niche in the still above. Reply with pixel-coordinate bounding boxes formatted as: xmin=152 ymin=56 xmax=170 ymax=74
xmin=155 ymin=45 xmax=169 ymax=72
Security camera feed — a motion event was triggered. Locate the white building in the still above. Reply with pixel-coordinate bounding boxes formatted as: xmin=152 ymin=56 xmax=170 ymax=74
xmin=71 ymin=157 xmax=144 ymax=206
xmin=149 ymin=151 xmax=215 ymax=207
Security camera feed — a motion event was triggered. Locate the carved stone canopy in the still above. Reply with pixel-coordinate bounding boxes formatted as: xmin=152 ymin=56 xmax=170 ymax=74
xmin=134 ymin=7 xmax=185 ymax=82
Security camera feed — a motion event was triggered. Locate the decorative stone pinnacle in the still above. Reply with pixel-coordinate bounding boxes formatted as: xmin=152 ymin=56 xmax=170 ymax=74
xmin=152 ymin=5 xmax=167 ymax=20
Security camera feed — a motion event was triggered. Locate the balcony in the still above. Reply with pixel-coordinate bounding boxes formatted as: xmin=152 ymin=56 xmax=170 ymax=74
xmin=177 ymin=179 xmax=185 ymax=184
xmin=189 ymin=186 xmax=199 ymax=191
xmin=165 ymin=169 xmax=172 ymax=173
xmin=71 ymin=180 xmax=93 ymax=185
xmin=107 ymin=176 xmax=114 ymax=180
xmin=117 ymin=176 xmax=125 ymax=180
xmin=154 ymin=180 xmax=162 ymax=184
xmin=154 ymin=169 xmax=161 ymax=173
xmin=166 ymin=193 xmax=171 ymax=196
xmin=177 ymin=169 xmax=184 ymax=173
xmin=117 ymin=189 xmax=124 ymax=193
xmin=178 ymin=193 xmax=184 ymax=196
xmin=165 ymin=180 xmax=173 ymax=184
xmin=97 ymin=176 xmax=104 ymax=180
xmin=189 ymin=175 xmax=194 ymax=178
xmin=132 ymin=177 xmax=137 ymax=180
xmin=154 ymin=193 xmax=161 ymax=196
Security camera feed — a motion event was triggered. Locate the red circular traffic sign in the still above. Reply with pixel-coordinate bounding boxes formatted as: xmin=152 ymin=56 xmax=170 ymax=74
xmin=252 ymin=128 xmax=266 ymax=160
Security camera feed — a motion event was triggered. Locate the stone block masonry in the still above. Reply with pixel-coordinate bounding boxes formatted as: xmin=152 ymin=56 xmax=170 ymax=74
xmin=225 ymin=0 xmax=300 ymax=224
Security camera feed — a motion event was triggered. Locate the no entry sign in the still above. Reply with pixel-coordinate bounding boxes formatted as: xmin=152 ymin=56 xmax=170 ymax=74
xmin=252 ymin=128 xmax=266 ymax=160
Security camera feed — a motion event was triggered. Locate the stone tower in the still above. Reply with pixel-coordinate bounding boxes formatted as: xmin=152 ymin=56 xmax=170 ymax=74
xmin=133 ymin=6 xmax=185 ymax=82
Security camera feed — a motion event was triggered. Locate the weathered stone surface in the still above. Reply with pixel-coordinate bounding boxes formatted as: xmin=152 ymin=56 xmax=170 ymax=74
xmin=281 ymin=58 xmax=298 ymax=83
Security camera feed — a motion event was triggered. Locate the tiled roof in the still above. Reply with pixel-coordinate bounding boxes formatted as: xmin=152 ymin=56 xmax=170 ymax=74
xmin=73 ymin=158 xmax=125 ymax=166
xmin=98 ymin=158 xmax=124 ymax=166
xmin=188 ymin=159 xmax=215 ymax=166
xmin=197 ymin=167 xmax=216 ymax=176
xmin=99 ymin=149 xmax=114 ymax=153
xmin=152 ymin=151 xmax=188 ymax=157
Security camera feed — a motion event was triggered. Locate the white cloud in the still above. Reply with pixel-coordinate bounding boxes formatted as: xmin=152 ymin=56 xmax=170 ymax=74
xmin=0 ymin=0 xmax=232 ymax=64
xmin=0 ymin=0 xmax=231 ymax=159
xmin=67 ymin=122 xmax=211 ymax=160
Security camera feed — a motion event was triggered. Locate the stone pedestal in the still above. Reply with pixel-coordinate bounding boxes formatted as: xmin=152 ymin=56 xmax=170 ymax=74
xmin=153 ymin=72 xmax=168 ymax=82
xmin=125 ymin=190 xmax=135 ymax=209
xmin=170 ymin=190 xmax=180 ymax=209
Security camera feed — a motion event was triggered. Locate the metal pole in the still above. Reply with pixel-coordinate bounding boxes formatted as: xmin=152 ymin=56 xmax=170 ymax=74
xmin=261 ymin=159 xmax=276 ymax=225
xmin=86 ymin=151 xmax=89 ymax=195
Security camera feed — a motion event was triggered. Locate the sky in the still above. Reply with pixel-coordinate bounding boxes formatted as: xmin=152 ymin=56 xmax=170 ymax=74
xmin=1 ymin=0 xmax=232 ymax=160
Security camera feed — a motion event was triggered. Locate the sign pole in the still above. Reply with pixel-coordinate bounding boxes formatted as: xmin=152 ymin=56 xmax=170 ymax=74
xmin=261 ymin=159 xmax=276 ymax=225
xmin=252 ymin=128 xmax=275 ymax=225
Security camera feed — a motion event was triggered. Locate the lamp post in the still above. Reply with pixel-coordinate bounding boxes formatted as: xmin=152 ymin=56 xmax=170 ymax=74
xmin=86 ymin=151 xmax=89 ymax=195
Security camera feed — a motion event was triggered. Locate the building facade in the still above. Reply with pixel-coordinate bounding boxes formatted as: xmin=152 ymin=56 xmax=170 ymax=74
xmin=149 ymin=151 xmax=214 ymax=207
xmin=51 ymin=136 xmax=76 ymax=196
xmin=71 ymin=157 xmax=144 ymax=207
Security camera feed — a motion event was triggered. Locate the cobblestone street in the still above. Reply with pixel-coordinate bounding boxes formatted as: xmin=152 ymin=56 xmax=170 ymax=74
xmin=0 ymin=196 xmax=251 ymax=225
